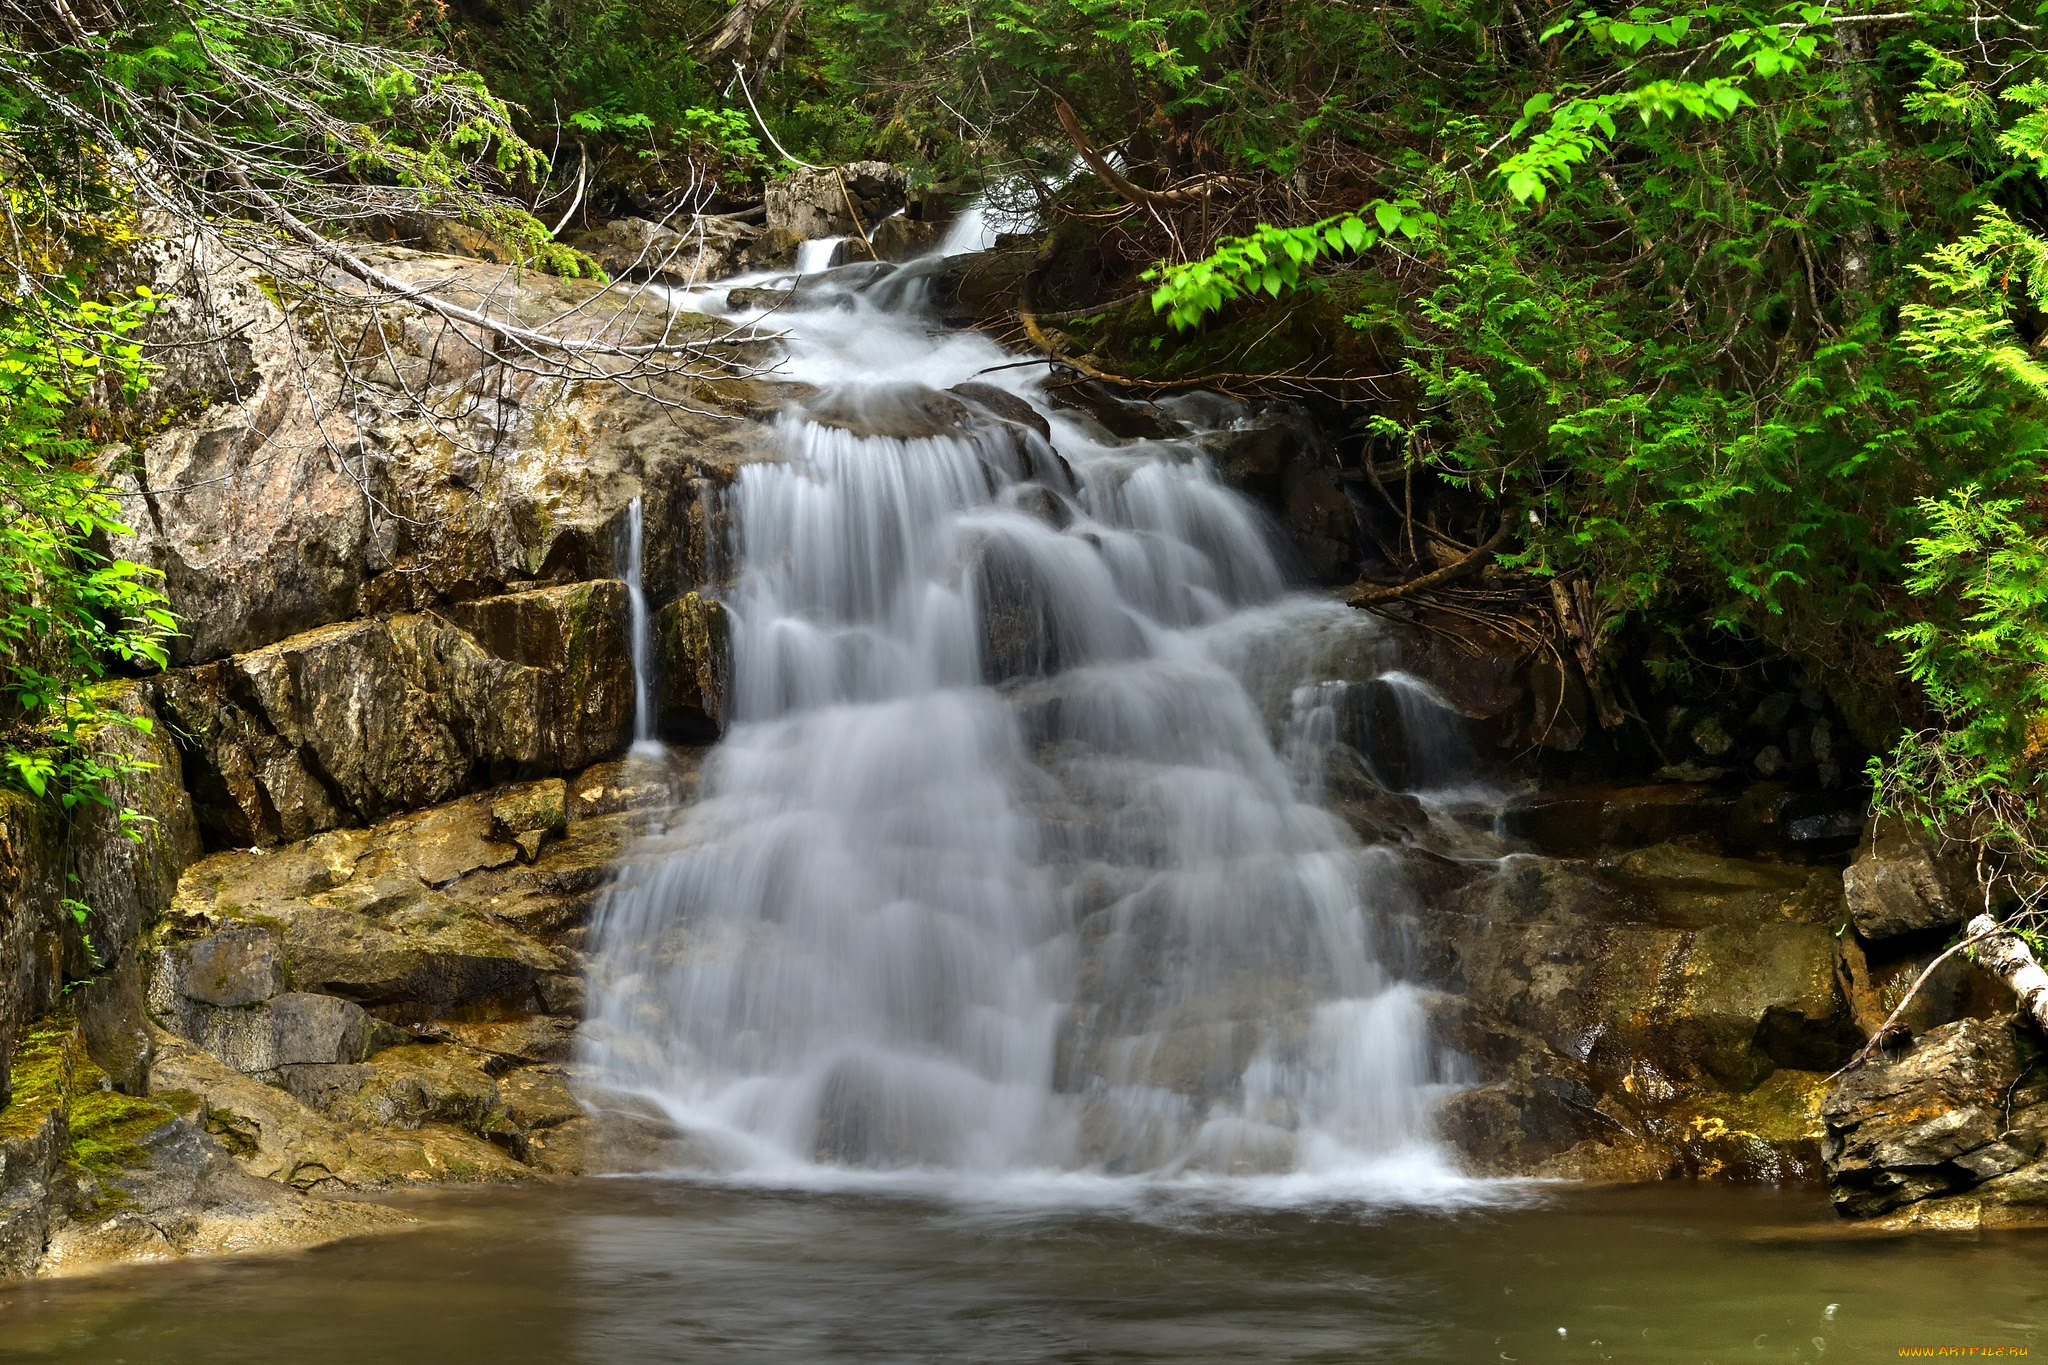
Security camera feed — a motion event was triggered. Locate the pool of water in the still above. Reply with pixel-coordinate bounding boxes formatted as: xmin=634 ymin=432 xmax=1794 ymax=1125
xmin=1 ymin=1180 xmax=2042 ymax=1362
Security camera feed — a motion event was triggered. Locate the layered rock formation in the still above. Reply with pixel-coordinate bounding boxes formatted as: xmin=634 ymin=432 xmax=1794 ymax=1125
xmin=0 ymin=234 xmax=753 ymax=1277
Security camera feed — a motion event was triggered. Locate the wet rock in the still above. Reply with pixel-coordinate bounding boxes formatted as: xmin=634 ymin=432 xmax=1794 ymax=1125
xmin=160 ymin=582 xmax=634 ymax=845
xmin=1192 ymin=406 xmax=1358 ymax=583
xmin=564 ymin=215 xmax=758 ymax=286
xmin=726 ymin=285 xmax=795 ymax=312
xmin=948 ymin=381 xmax=1052 ymax=441
xmin=1422 ymin=843 xmax=1863 ymax=1178
xmin=491 ymin=779 xmax=567 ymax=844
xmin=565 ymin=749 xmax=704 ymax=821
xmin=802 ymin=383 xmax=973 ymax=440
xmin=1821 ymin=1018 xmax=2048 ymax=1219
xmin=655 ymin=594 xmax=729 ymax=741
xmin=765 ymin=162 xmax=909 ymax=241
xmin=1841 ymin=818 xmax=1975 ymax=940
xmin=868 ymin=214 xmax=940 ymax=261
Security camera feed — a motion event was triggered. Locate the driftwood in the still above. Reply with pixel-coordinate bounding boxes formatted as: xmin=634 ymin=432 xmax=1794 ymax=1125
xmin=1347 ymin=522 xmax=1510 ymax=606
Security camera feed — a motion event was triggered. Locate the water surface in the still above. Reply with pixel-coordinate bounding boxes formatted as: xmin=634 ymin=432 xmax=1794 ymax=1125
xmin=2 ymin=1180 xmax=2041 ymax=1362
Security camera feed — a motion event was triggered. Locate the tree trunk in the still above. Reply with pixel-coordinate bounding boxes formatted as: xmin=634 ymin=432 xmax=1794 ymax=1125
xmin=1966 ymin=912 xmax=2048 ymax=1035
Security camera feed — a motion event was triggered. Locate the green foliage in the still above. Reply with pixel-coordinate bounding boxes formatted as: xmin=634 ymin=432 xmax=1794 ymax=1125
xmin=0 ymin=286 xmax=173 ymax=821
xmin=1875 ymin=198 xmax=2048 ymax=913
xmin=1147 ymin=200 xmax=1439 ymax=330
xmin=1891 ymin=487 xmax=2048 ymax=763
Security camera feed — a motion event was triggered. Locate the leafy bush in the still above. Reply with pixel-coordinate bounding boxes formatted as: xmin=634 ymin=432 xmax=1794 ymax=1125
xmin=0 ymin=286 xmax=173 ymax=822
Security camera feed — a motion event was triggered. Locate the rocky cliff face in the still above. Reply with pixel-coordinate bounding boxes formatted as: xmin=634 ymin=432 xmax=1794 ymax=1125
xmin=0 ymin=234 xmax=757 ymax=1277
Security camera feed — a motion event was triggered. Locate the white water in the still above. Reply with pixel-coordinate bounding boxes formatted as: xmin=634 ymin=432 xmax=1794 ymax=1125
xmin=622 ymin=496 xmax=656 ymax=753
xmin=582 ymin=227 xmax=1484 ymax=1203
xmin=793 ymin=236 xmax=847 ymax=274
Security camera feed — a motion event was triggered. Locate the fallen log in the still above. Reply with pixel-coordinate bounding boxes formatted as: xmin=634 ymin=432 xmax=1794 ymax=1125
xmin=1965 ymin=911 xmax=2048 ymax=1035
xmin=1829 ymin=911 xmax=2048 ymax=1079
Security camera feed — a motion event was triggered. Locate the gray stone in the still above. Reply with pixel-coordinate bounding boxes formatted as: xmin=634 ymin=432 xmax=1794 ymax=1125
xmin=158 ymin=926 xmax=286 ymax=1008
xmin=765 ymin=162 xmax=909 ymax=241
xmin=151 ymin=985 xmax=372 ymax=1077
xmin=1843 ymin=818 xmax=1976 ymax=940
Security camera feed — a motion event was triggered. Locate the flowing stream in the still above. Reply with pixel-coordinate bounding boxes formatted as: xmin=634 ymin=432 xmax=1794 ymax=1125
xmin=580 ymin=233 xmax=1479 ymax=1200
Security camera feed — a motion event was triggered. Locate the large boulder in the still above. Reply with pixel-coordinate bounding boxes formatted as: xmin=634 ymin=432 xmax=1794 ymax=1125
xmin=1821 ymin=1017 xmax=2048 ymax=1221
xmin=107 ymin=240 xmax=781 ymax=665
xmin=765 ymin=162 xmax=909 ymax=241
xmin=157 ymin=581 xmax=635 ymax=846
xmin=1841 ymin=817 xmax=1976 ymax=940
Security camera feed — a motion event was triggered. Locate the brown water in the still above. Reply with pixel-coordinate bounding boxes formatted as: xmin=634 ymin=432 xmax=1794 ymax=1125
xmin=0 ymin=1181 xmax=2043 ymax=1363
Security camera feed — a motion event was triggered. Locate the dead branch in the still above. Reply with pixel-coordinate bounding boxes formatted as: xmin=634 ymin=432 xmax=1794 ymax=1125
xmin=1348 ymin=521 xmax=1511 ymax=606
xmin=1829 ymin=924 xmax=2005 ymax=1079
xmin=1053 ymin=100 xmax=1240 ymax=211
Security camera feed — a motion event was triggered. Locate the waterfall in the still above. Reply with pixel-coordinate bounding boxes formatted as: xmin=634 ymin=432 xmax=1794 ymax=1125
xmin=582 ymin=247 xmax=1475 ymax=1200
xmin=623 ymin=496 xmax=655 ymax=752
xmin=794 ymin=236 xmax=847 ymax=274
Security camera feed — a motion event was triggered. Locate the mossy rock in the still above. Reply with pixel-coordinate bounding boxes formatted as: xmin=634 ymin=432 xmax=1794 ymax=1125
xmin=0 ymin=1019 xmax=181 ymax=1220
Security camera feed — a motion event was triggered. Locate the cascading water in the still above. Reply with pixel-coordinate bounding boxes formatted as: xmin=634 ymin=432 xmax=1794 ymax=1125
xmin=581 ymin=227 xmax=1480 ymax=1200
xmin=793 ymin=236 xmax=848 ymax=274
xmin=622 ymin=496 xmax=656 ymax=753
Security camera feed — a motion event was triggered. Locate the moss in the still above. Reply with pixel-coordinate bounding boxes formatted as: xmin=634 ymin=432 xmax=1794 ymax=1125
xmin=67 ymin=1075 xmax=174 ymax=1182
xmin=0 ymin=1017 xmax=178 ymax=1217
xmin=155 ymin=1088 xmax=204 ymax=1118
xmin=0 ymin=1021 xmax=80 ymax=1142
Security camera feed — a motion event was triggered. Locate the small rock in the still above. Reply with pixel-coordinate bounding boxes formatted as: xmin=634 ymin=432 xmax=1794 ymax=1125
xmin=1691 ymin=715 xmax=1736 ymax=757
xmin=1748 ymin=694 xmax=1797 ymax=732
xmin=491 ymin=780 xmax=568 ymax=843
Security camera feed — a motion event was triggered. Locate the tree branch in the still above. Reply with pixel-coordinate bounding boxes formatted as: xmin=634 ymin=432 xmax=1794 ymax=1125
xmin=1348 ymin=520 xmax=1511 ymax=606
